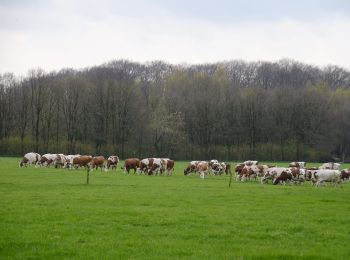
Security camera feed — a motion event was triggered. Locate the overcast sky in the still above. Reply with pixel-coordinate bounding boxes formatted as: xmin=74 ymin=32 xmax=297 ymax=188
xmin=1 ymin=0 xmax=350 ymax=75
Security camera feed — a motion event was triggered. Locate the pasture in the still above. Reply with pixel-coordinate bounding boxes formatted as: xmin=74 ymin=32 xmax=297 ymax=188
xmin=1 ymin=157 xmax=350 ymax=259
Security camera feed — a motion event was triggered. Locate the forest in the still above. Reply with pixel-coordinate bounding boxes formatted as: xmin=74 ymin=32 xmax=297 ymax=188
xmin=0 ymin=59 xmax=349 ymax=162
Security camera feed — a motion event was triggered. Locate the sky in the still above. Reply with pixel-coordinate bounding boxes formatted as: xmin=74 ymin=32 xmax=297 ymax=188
xmin=0 ymin=0 xmax=350 ymax=75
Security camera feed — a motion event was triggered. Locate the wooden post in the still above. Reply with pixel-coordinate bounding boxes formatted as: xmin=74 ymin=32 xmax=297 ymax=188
xmin=87 ymin=167 xmax=90 ymax=184
xmin=229 ymin=171 xmax=233 ymax=187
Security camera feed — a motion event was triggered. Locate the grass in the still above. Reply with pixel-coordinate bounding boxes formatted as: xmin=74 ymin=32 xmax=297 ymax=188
xmin=0 ymin=157 xmax=350 ymax=259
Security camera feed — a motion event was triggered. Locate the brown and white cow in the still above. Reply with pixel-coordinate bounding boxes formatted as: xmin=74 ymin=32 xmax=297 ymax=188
xmin=73 ymin=155 xmax=93 ymax=169
xmin=53 ymin=154 xmax=67 ymax=168
xmin=106 ymin=155 xmax=119 ymax=171
xmin=165 ymin=159 xmax=175 ymax=175
xmin=20 ymin=152 xmax=41 ymax=167
xmin=122 ymin=158 xmax=140 ymax=174
xmin=261 ymin=167 xmax=291 ymax=184
xmin=139 ymin=158 xmax=155 ymax=174
xmin=89 ymin=156 xmax=105 ymax=171
xmin=340 ymin=169 xmax=349 ymax=181
xmin=184 ymin=161 xmax=200 ymax=175
xmin=197 ymin=161 xmax=209 ymax=179
xmin=272 ymin=169 xmax=293 ymax=185
xmin=65 ymin=154 xmax=81 ymax=169
xmin=289 ymin=167 xmax=306 ymax=184
xmin=39 ymin=153 xmax=56 ymax=167
xmin=148 ymin=158 xmax=172 ymax=175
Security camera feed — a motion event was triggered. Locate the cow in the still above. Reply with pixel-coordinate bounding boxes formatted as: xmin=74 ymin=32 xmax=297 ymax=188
xmin=39 ymin=153 xmax=56 ymax=167
xmin=310 ymin=169 xmax=341 ymax=186
xmin=340 ymin=169 xmax=350 ymax=181
xmin=139 ymin=158 xmax=155 ymax=174
xmin=210 ymin=162 xmax=224 ymax=175
xmin=53 ymin=154 xmax=67 ymax=168
xmin=235 ymin=163 xmax=245 ymax=176
xmin=148 ymin=158 xmax=171 ymax=175
xmin=290 ymin=167 xmax=306 ymax=184
xmin=20 ymin=152 xmax=41 ymax=167
xmin=122 ymin=158 xmax=140 ymax=174
xmin=272 ymin=168 xmax=293 ymax=185
xmin=184 ymin=161 xmax=200 ymax=175
xmin=89 ymin=156 xmax=105 ymax=171
xmin=319 ymin=162 xmax=341 ymax=170
xmin=197 ymin=161 xmax=209 ymax=179
xmin=165 ymin=159 xmax=175 ymax=175
xmin=289 ymin=162 xmax=306 ymax=168
xmin=106 ymin=155 xmax=119 ymax=171
xmin=65 ymin=154 xmax=81 ymax=169
xmin=73 ymin=155 xmax=93 ymax=169
xmin=238 ymin=164 xmax=270 ymax=182
xmin=261 ymin=167 xmax=291 ymax=184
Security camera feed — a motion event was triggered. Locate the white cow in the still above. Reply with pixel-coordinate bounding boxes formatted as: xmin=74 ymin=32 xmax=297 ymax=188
xmin=20 ymin=152 xmax=41 ymax=167
xmin=319 ymin=162 xmax=341 ymax=170
xmin=311 ymin=169 xmax=341 ymax=186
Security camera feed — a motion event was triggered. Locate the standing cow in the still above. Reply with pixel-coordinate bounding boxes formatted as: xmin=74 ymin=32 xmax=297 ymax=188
xmin=73 ymin=155 xmax=93 ymax=169
xmin=89 ymin=156 xmax=105 ymax=171
xmin=122 ymin=158 xmax=140 ymax=174
xmin=20 ymin=152 xmax=41 ymax=167
xmin=106 ymin=155 xmax=119 ymax=171
xmin=197 ymin=161 xmax=209 ymax=179
xmin=311 ymin=169 xmax=341 ymax=186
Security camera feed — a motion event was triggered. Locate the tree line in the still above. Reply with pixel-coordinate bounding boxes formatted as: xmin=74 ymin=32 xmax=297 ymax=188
xmin=0 ymin=59 xmax=350 ymax=162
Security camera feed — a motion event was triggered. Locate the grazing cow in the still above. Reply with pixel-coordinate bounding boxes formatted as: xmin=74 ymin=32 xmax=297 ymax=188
xmin=39 ymin=153 xmax=56 ymax=167
xmin=53 ymin=154 xmax=67 ymax=168
xmin=210 ymin=162 xmax=224 ymax=175
xmin=122 ymin=158 xmax=140 ymax=174
xmin=289 ymin=162 xmax=306 ymax=168
xmin=20 ymin=152 xmax=41 ymax=167
xmin=290 ymin=167 xmax=306 ymax=184
xmin=272 ymin=168 xmax=293 ymax=185
xmin=340 ymin=169 xmax=350 ymax=181
xmin=311 ymin=169 xmax=341 ymax=186
xmin=184 ymin=161 xmax=200 ymax=175
xmin=319 ymin=162 xmax=341 ymax=170
xmin=235 ymin=163 xmax=245 ymax=175
xmin=261 ymin=167 xmax=291 ymax=184
xmin=89 ymin=156 xmax=105 ymax=171
xmin=106 ymin=155 xmax=119 ymax=170
xmin=73 ymin=155 xmax=93 ymax=169
xmin=139 ymin=158 xmax=155 ymax=174
xmin=197 ymin=161 xmax=209 ymax=179
xmin=65 ymin=154 xmax=81 ymax=169
xmin=148 ymin=158 xmax=170 ymax=175
xmin=238 ymin=164 xmax=269 ymax=182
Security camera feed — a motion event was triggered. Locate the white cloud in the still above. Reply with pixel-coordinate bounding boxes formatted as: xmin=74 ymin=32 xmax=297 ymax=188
xmin=0 ymin=1 xmax=349 ymax=76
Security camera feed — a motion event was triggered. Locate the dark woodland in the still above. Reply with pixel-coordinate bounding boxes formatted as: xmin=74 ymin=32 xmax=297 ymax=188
xmin=1 ymin=59 xmax=349 ymax=162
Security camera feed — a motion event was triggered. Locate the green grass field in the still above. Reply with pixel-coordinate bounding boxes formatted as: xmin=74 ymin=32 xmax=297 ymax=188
xmin=1 ymin=157 xmax=350 ymax=259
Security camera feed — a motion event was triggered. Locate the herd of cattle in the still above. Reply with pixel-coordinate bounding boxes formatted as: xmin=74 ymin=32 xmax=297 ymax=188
xmin=234 ymin=160 xmax=350 ymax=186
xmin=19 ymin=152 xmax=175 ymax=175
xmin=19 ymin=152 xmax=350 ymax=186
